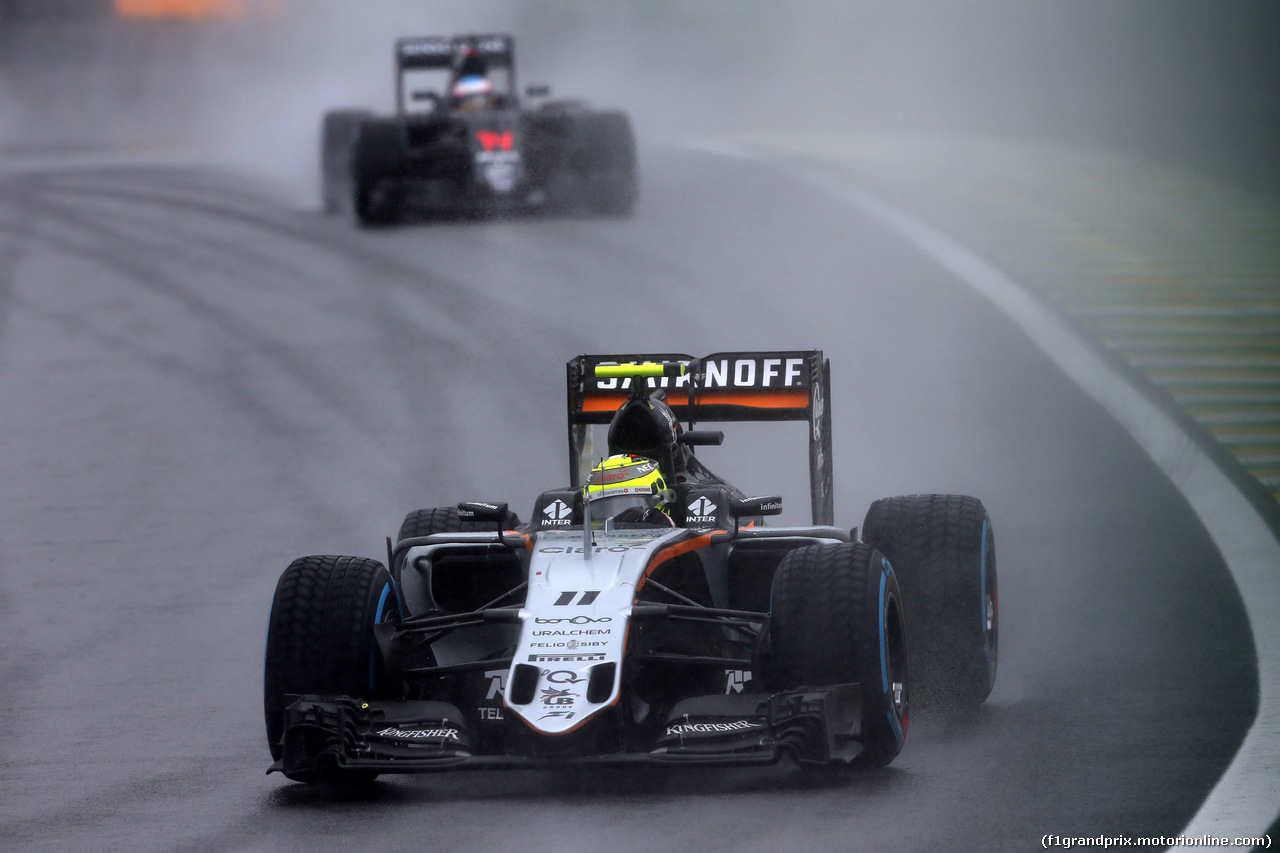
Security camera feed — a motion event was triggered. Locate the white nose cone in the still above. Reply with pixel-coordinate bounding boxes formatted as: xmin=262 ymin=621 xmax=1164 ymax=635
xmin=505 ymin=529 xmax=682 ymax=734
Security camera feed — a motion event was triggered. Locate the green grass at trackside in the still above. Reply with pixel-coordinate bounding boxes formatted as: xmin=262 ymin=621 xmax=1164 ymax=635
xmin=737 ymin=131 xmax=1280 ymax=505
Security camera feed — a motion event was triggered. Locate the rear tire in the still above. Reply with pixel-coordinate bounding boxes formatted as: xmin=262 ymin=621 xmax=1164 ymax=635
xmin=396 ymin=505 xmax=521 ymax=544
xmin=350 ymin=119 xmax=403 ymax=227
xmin=320 ymin=109 xmax=371 ymax=214
xmin=263 ymin=555 xmax=401 ymax=779
xmin=768 ymin=542 xmax=908 ymax=768
xmin=862 ymin=494 xmax=997 ymax=711
xmin=577 ymin=111 xmax=638 ymax=216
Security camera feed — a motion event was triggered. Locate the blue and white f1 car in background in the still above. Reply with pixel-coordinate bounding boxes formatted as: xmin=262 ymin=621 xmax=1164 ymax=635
xmin=263 ymin=351 xmax=997 ymax=783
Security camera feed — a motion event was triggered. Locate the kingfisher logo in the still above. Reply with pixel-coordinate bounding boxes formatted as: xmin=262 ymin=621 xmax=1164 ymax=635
xmin=376 ymin=726 xmax=460 ymax=741
xmin=542 ymin=500 xmax=572 ymax=526
xmin=477 ymin=130 xmax=514 ymax=152
xmin=665 ymin=720 xmax=762 ymax=737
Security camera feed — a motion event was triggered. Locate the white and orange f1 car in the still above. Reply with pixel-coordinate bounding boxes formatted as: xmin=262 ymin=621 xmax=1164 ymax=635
xmin=264 ymin=351 xmax=997 ymax=783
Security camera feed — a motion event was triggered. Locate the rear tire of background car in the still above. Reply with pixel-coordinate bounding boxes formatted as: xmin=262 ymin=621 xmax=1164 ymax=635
xmin=350 ymin=118 xmax=403 ymax=227
xmin=396 ymin=505 xmax=522 ymax=544
xmin=263 ymin=555 xmax=401 ymax=782
xmin=571 ymin=111 xmax=638 ymax=216
xmin=319 ymin=109 xmax=371 ymax=215
xmin=862 ymin=494 xmax=997 ymax=712
xmin=768 ymin=542 xmax=908 ymax=768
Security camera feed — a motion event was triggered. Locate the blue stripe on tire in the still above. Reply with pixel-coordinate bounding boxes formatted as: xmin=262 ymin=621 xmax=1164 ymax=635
xmin=879 ymin=561 xmax=905 ymax=749
xmin=887 ymin=709 xmax=903 ymax=749
xmin=369 ymin=582 xmax=392 ymax=692
xmin=879 ymin=569 xmax=889 ymax=694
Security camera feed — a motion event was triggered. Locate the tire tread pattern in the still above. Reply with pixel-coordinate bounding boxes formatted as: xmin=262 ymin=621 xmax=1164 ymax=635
xmin=263 ymin=555 xmax=395 ymax=761
xmin=862 ymin=494 xmax=995 ymax=707
xmin=769 ymin=542 xmax=906 ymax=767
xmin=397 ymin=506 xmax=520 ymax=544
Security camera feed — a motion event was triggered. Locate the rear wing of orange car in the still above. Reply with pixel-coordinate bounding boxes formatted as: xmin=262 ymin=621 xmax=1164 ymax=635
xmin=566 ymin=351 xmax=834 ymax=525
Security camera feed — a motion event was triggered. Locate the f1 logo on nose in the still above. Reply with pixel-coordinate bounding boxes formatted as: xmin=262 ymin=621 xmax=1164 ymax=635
xmin=477 ymin=130 xmax=513 ymax=151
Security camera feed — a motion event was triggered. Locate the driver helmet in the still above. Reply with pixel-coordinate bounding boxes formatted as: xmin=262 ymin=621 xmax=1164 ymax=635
xmin=452 ymin=74 xmax=494 ymax=111
xmin=583 ymin=454 xmax=675 ymax=526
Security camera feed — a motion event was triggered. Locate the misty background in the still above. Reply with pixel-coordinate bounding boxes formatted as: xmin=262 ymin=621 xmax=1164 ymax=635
xmin=1 ymin=3 xmax=1277 ymax=850
xmin=1 ymin=0 xmax=1277 ymax=202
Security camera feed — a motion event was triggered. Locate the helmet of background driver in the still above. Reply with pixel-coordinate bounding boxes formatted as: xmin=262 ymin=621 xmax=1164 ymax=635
xmin=452 ymin=74 xmax=494 ymax=111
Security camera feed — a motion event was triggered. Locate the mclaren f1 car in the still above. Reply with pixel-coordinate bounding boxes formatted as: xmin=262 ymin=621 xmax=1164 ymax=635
xmin=320 ymin=33 xmax=637 ymax=225
xmin=263 ymin=351 xmax=998 ymax=783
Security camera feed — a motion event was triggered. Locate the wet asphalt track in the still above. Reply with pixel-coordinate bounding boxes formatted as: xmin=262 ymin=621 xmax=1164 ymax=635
xmin=0 ymin=146 xmax=1258 ymax=852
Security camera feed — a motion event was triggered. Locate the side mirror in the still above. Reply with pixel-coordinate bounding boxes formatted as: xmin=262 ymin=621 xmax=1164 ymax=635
xmin=679 ymin=430 xmax=724 ymax=446
xmin=458 ymin=501 xmax=509 ymax=523
xmin=409 ymin=90 xmax=440 ymax=114
xmin=459 ymin=501 xmax=515 ymax=548
xmin=730 ymin=495 xmax=783 ymax=519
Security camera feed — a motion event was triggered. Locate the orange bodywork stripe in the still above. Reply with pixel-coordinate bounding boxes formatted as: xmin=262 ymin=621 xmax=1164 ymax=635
xmin=582 ymin=389 xmax=809 ymax=413
xmin=505 ymin=531 xmax=532 ymax=551
xmin=635 ymin=532 xmax=723 ymax=593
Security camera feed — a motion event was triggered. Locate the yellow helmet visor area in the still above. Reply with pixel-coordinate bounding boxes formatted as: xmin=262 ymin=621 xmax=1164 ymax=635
xmin=583 ymin=455 xmax=669 ymax=521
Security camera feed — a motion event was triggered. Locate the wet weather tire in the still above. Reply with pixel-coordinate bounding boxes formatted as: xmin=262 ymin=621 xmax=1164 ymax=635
xmin=862 ymin=494 xmax=997 ymax=711
xmin=319 ymin=109 xmax=371 ymax=214
xmin=560 ymin=111 xmax=637 ymax=216
xmin=350 ymin=119 xmax=402 ymax=226
xmin=768 ymin=542 xmax=908 ymax=768
xmin=263 ymin=555 xmax=401 ymax=776
xmin=396 ymin=506 xmax=521 ymax=544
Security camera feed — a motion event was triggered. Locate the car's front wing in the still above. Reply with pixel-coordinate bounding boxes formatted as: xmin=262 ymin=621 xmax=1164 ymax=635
xmin=268 ymin=685 xmax=864 ymax=779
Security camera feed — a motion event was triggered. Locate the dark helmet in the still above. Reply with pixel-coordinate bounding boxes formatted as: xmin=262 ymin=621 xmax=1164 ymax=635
xmin=607 ymin=393 xmax=682 ymax=483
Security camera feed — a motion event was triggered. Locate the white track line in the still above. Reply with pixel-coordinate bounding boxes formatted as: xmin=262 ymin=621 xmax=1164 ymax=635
xmin=688 ymin=142 xmax=1279 ymax=851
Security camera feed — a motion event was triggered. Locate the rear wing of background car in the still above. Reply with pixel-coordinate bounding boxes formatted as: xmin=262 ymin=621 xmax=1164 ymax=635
xmin=566 ymin=351 xmax=834 ymax=525
xmin=394 ymin=34 xmax=517 ymax=111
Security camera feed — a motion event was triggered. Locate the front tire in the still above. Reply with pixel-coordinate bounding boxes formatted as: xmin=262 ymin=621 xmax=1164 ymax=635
xmin=263 ymin=555 xmax=401 ymax=778
xmin=862 ymin=494 xmax=997 ymax=711
xmin=768 ymin=542 xmax=908 ymax=768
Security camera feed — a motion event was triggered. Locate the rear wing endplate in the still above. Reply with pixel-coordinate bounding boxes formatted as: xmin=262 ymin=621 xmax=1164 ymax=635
xmin=566 ymin=351 xmax=834 ymax=525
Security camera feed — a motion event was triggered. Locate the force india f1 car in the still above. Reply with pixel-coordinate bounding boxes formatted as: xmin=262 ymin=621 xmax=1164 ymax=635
xmin=320 ymin=34 xmax=638 ymax=225
xmin=264 ymin=351 xmax=998 ymax=783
